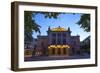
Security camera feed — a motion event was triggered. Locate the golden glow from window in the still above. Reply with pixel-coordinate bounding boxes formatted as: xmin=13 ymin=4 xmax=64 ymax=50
xmin=48 ymin=45 xmax=70 ymax=49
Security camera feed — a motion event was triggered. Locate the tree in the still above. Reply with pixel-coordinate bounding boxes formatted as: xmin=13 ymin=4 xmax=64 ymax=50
xmin=24 ymin=11 xmax=61 ymax=42
xmin=24 ymin=11 xmax=41 ymax=42
xmin=76 ymin=14 xmax=90 ymax=32
xmin=25 ymin=12 xmax=90 ymax=43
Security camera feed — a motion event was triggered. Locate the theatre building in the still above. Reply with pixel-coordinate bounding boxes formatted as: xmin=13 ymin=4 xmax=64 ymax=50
xmin=34 ymin=26 xmax=80 ymax=56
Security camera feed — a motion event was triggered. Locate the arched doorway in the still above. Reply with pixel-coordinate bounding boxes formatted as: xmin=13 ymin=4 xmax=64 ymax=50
xmin=63 ymin=48 xmax=67 ymax=55
xmin=52 ymin=48 xmax=55 ymax=55
xmin=57 ymin=48 xmax=61 ymax=55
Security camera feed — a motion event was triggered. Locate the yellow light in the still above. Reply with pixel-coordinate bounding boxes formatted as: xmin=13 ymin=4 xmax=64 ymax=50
xmin=57 ymin=45 xmax=61 ymax=48
xmin=48 ymin=45 xmax=70 ymax=49
xmin=51 ymin=27 xmax=67 ymax=32
xmin=48 ymin=46 xmax=50 ymax=49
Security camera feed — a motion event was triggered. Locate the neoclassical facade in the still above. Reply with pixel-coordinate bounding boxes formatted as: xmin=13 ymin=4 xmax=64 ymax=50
xmin=34 ymin=26 xmax=80 ymax=56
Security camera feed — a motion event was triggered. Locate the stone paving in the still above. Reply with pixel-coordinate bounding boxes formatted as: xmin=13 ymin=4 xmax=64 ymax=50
xmin=25 ymin=53 xmax=90 ymax=61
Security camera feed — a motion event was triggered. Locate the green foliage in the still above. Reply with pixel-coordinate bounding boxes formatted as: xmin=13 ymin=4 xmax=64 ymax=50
xmin=24 ymin=11 xmax=61 ymax=42
xmin=76 ymin=14 xmax=90 ymax=32
xmin=24 ymin=11 xmax=41 ymax=42
xmin=40 ymin=12 xmax=60 ymax=19
xmin=25 ymin=12 xmax=90 ymax=43
xmin=24 ymin=11 xmax=41 ymax=33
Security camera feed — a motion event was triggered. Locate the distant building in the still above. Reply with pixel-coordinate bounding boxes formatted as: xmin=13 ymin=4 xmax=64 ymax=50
xmin=34 ymin=26 xmax=80 ymax=56
xmin=24 ymin=38 xmax=37 ymax=57
xmin=80 ymin=36 xmax=90 ymax=54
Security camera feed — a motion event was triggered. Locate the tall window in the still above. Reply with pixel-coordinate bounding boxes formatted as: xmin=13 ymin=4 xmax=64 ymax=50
xmin=57 ymin=48 xmax=61 ymax=55
xmin=63 ymin=48 xmax=66 ymax=54
xmin=52 ymin=48 xmax=55 ymax=55
xmin=51 ymin=33 xmax=56 ymax=44
xmin=52 ymin=39 xmax=56 ymax=44
xmin=58 ymin=33 xmax=61 ymax=37
xmin=63 ymin=39 xmax=66 ymax=44
xmin=52 ymin=33 xmax=56 ymax=37
xmin=57 ymin=33 xmax=61 ymax=44
xmin=57 ymin=39 xmax=61 ymax=44
xmin=63 ymin=33 xmax=66 ymax=38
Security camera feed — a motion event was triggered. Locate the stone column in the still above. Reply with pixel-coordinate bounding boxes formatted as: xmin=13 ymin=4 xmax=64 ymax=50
xmin=56 ymin=33 xmax=57 ymax=45
xmin=61 ymin=33 xmax=63 ymax=44
xmin=66 ymin=48 xmax=69 ymax=56
xmin=48 ymin=48 xmax=50 ymax=56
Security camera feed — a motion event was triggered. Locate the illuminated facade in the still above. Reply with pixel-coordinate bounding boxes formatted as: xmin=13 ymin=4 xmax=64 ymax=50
xmin=35 ymin=26 xmax=80 ymax=56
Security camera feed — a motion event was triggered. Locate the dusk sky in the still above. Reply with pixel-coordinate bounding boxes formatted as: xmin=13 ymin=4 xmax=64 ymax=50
xmin=31 ymin=12 xmax=90 ymax=41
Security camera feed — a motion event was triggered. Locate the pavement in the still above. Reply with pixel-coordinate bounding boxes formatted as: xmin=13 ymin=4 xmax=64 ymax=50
xmin=24 ymin=53 xmax=90 ymax=61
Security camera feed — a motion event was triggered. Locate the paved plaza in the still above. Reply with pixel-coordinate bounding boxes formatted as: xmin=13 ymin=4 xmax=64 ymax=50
xmin=25 ymin=53 xmax=90 ymax=61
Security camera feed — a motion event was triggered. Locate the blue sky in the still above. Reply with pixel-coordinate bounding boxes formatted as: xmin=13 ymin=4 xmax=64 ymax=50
xmin=32 ymin=12 xmax=90 ymax=41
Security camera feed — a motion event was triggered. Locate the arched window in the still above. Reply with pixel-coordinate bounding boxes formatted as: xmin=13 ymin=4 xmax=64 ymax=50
xmin=52 ymin=48 xmax=55 ymax=55
xmin=57 ymin=48 xmax=61 ymax=55
xmin=63 ymin=48 xmax=67 ymax=54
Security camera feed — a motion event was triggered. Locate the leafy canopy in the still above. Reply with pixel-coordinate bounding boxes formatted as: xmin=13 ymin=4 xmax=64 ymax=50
xmin=24 ymin=12 xmax=90 ymax=42
xmin=76 ymin=14 xmax=90 ymax=32
xmin=24 ymin=11 xmax=61 ymax=42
